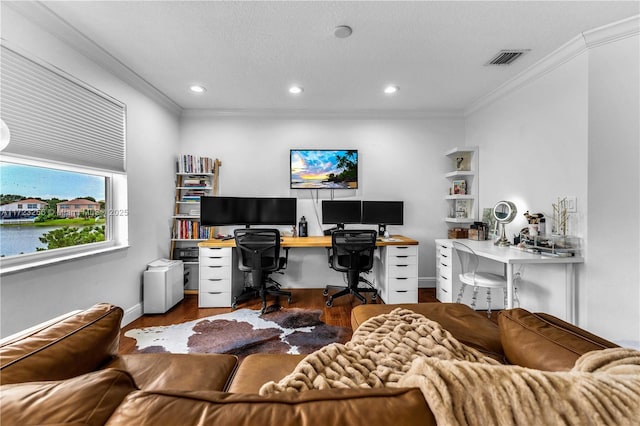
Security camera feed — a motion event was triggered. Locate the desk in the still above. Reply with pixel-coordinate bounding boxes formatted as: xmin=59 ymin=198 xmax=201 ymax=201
xmin=199 ymin=235 xmax=419 ymax=249
xmin=198 ymin=235 xmax=419 ymax=307
xmin=435 ymin=239 xmax=583 ymax=323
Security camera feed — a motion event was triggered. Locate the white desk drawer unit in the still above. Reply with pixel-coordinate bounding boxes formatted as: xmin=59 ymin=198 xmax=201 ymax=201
xmin=435 ymin=241 xmax=454 ymax=302
xmin=377 ymin=245 xmax=419 ymax=304
xmin=199 ymin=247 xmax=233 ymax=307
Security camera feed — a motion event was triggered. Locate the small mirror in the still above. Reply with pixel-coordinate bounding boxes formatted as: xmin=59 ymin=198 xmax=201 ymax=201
xmin=493 ymin=201 xmax=517 ymax=246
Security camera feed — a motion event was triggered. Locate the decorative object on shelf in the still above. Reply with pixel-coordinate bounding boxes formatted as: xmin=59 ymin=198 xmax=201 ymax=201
xmin=455 ymin=199 xmax=470 ymax=219
xmin=455 ymin=156 xmax=464 ymax=170
xmin=452 ymin=179 xmax=467 ymax=195
xmin=493 ymin=200 xmax=517 ymax=246
xmin=552 ymin=197 xmax=569 ymax=236
xmin=524 ymin=211 xmax=545 ymax=237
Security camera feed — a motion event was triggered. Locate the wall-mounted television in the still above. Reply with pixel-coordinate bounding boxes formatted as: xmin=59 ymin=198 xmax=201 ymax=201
xmin=290 ymin=149 xmax=358 ymax=189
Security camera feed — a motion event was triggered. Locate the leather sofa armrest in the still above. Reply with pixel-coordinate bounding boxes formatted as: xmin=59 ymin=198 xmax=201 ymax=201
xmin=0 ymin=303 xmax=123 ymax=384
xmin=498 ymin=308 xmax=619 ymax=371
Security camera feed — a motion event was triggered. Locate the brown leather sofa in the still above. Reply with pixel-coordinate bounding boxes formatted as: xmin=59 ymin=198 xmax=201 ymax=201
xmin=0 ymin=302 xmax=618 ymax=425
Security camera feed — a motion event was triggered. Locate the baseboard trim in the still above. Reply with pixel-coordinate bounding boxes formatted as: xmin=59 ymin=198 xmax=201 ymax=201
xmin=419 ymin=277 xmax=435 ymax=288
xmin=122 ymin=303 xmax=142 ymax=327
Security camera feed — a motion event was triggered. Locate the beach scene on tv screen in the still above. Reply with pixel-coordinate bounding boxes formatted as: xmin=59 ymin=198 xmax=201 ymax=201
xmin=291 ymin=150 xmax=358 ymax=189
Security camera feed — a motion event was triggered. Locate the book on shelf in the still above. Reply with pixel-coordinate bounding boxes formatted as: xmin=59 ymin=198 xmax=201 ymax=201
xmin=177 ymin=154 xmax=215 ymax=174
xmin=173 ymin=219 xmax=215 ymax=240
xmin=454 ymin=199 xmax=470 ymax=219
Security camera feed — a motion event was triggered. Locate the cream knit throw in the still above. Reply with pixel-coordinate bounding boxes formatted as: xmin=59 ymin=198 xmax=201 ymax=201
xmin=259 ymin=308 xmax=498 ymax=393
xmin=260 ymin=308 xmax=640 ymax=426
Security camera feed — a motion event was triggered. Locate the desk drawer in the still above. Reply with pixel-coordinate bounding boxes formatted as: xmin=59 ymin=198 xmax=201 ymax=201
xmin=385 ymin=289 xmax=418 ymax=304
xmin=200 ymin=277 xmax=231 ymax=293
xmin=200 ymin=265 xmax=232 ymax=280
xmin=199 ymin=291 xmax=231 ymax=308
xmin=200 ymin=247 xmax=232 ymax=258
xmin=387 ymin=245 xmax=417 ymax=257
xmin=388 ymin=254 xmax=417 ymax=265
xmin=437 ymin=285 xmax=453 ymax=303
xmin=387 ymin=263 xmax=417 ymax=278
xmin=387 ymin=276 xmax=417 ymax=292
xmin=200 ymin=254 xmax=232 ymax=267
xmin=438 ymin=264 xmax=452 ymax=280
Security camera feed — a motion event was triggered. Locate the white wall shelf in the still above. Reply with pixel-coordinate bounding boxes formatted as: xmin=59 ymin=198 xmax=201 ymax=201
xmin=444 ymin=147 xmax=478 ymax=225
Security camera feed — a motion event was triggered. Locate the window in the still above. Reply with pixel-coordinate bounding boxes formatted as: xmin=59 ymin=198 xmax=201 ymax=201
xmin=0 ymin=44 xmax=127 ymax=273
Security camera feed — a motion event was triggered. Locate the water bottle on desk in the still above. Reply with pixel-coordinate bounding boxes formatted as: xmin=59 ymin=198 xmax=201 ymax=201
xmin=298 ymin=216 xmax=308 ymax=237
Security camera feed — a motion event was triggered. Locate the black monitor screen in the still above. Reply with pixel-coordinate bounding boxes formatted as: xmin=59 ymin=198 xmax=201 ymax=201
xmin=256 ymin=197 xmax=297 ymax=225
xmin=321 ymin=200 xmax=362 ymax=225
xmin=362 ymin=201 xmax=404 ymax=225
xmin=200 ymin=196 xmax=256 ymax=226
xmin=201 ymin=196 xmax=297 ymax=226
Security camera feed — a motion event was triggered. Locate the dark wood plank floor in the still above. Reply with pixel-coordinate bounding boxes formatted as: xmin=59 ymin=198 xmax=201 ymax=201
xmin=119 ymin=288 xmax=438 ymax=354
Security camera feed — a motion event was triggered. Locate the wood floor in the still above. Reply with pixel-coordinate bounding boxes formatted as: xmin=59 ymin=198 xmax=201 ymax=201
xmin=119 ymin=288 xmax=438 ymax=354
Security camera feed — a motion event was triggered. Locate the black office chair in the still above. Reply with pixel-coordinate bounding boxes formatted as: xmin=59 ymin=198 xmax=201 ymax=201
xmin=323 ymin=230 xmax=378 ymax=307
xmin=232 ymin=228 xmax=292 ymax=314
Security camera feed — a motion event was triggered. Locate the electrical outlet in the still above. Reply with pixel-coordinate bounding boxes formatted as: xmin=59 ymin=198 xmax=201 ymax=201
xmin=566 ymin=196 xmax=577 ymax=213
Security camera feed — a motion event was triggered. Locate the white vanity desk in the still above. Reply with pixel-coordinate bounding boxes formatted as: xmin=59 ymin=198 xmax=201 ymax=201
xmin=435 ymin=239 xmax=584 ymax=323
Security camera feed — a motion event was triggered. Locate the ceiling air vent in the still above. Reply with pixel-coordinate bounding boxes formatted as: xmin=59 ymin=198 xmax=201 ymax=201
xmin=486 ymin=49 xmax=530 ymax=66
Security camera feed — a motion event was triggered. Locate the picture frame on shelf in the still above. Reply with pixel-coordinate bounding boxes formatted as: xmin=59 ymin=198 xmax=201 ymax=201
xmin=452 ymin=179 xmax=467 ymax=195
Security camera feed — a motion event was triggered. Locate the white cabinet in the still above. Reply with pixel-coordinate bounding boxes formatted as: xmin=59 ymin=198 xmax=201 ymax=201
xmin=435 ymin=240 xmax=455 ymax=302
xmin=198 ymin=247 xmax=238 ymax=307
xmin=376 ymin=245 xmax=419 ymax=304
xmin=444 ymin=147 xmax=478 ymax=225
xmin=143 ymin=259 xmax=184 ymax=314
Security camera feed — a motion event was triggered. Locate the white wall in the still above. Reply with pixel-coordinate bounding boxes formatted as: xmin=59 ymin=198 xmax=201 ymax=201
xmin=179 ymin=113 xmax=463 ymax=289
xmin=465 ymin=18 xmax=640 ymax=346
xmin=586 ymin=32 xmax=640 ymax=346
xmin=0 ymin=7 xmax=179 ymax=337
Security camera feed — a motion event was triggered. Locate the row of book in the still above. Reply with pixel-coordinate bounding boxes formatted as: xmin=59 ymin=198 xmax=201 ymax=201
xmin=173 ymin=219 xmax=215 ymax=240
xmin=177 ymin=155 xmax=216 ymax=174
xmin=181 ymin=190 xmax=206 ymax=202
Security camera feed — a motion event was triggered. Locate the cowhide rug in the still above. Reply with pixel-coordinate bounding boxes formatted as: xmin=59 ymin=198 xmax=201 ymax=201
xmin=125 ymin=308 xmax=351 ymax=359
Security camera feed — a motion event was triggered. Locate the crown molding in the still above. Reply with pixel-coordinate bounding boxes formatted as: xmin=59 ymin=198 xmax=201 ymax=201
xmin=5 ymin=1 xmax=183 ymax=116
xmin=465 ymin=14 xmax=639 ymax=117
xmin=180 ymin=108 xmax=464 ymax=120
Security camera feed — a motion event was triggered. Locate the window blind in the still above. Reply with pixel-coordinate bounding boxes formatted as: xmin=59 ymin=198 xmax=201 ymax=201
xmin=0 ymin=45 xmax=126 ymax=172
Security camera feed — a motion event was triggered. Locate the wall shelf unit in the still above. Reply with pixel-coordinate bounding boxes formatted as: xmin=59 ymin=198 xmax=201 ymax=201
xmin=444 ymin=147 xmax=478 ymax=226
xmin=170 ymin=156 xmax=222 ymax=291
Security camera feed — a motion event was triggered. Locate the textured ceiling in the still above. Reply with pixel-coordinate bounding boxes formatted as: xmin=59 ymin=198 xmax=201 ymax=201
xmin=11 ymin=1 xmax=640 ymax=113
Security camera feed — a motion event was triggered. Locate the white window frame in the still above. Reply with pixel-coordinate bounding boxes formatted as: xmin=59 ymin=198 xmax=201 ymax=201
xmin=0 ymin=155 xmax=129 ymax=275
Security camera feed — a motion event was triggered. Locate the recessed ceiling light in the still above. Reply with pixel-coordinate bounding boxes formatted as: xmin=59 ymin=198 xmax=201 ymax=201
xmin=189 ymin=85 xmax=206 ymax=93
xmin=289 ymin=86 xmax=304 ymax=94
xmin=334 ymin=25 xmax=353 ymax=38
xmin=384 ymin=85 xmax=399 ymax=94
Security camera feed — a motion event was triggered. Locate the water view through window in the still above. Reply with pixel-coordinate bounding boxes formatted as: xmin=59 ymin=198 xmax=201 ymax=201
xmin=0 ymin=162 xmax=107 ymax=257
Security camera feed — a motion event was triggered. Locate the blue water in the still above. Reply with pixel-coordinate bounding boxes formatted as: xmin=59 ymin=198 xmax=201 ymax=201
xmin=0 ymin=226 xmax=59 ymax=256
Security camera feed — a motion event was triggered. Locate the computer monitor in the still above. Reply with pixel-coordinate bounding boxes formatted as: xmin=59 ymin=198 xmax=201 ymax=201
xmin=256 ymin=197 xmax=297 ymax=225
xmin=362 ymin=201 xmax=404 ymax=235
xmin=200 ymin=196 xmax=256 ymax=226
xmin=201 ymin=196 xmax=297 ymax=227
xmin=321 ymin=200 xmax=362 ymax=230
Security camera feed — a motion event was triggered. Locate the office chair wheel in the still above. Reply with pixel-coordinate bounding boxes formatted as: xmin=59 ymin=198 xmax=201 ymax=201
xmin=231 ymin=302 xmax=238 ymax=309
xmin=326 ymin=299 xmax=333 ymax=307
xmin=287 ymin=296 xmax=292 ymax=304
xmin=322 ymin=289 xmax=329 ymax=296
xmin=371 ymin=292 xmax=378 ymax=301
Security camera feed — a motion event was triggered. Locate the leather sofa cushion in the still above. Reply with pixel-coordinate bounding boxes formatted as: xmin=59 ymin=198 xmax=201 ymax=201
xmin=351 ymin=303 xmax=505 ymax=362
xmin=106 ymin=353 xmax=239 ymax=392
xmin=0 ymin=303 xmax=123 ymax=384
xmin=0 ymin=368 xmax=136 ymax=426
xmin=227 ymin=353 xmax=306 ymax=393
xmin=498 ymin=308 xmax=619 ymax=371
xmin=106 ymin=387 xmax=435 ymax=426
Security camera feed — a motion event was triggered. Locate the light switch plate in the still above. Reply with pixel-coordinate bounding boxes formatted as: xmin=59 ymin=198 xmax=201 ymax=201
xmin=566 ymin=196 xmax=577 ymax=213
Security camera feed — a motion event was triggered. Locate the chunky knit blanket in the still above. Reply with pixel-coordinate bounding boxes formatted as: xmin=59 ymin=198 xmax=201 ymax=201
xmin=260 ymin=308 xmax=640 ymax=426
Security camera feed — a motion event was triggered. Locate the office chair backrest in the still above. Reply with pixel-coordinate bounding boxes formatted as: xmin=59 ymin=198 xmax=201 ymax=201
xmin=331 ymin=230 xmax=377 ymax=272
xmin=234 ymin=228 xmax=281 ymax=273
xmin=452 ymin=241 xmax=479 ymax=277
